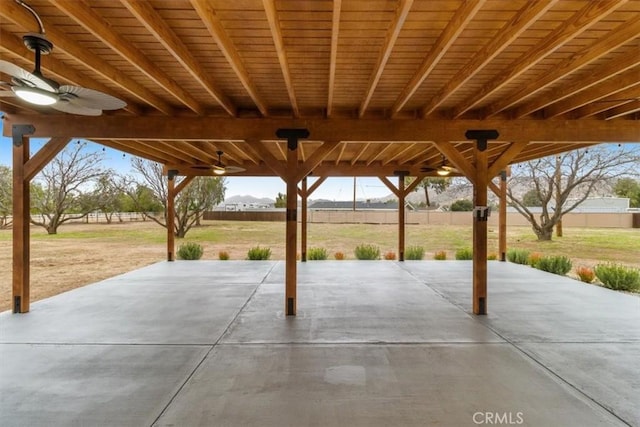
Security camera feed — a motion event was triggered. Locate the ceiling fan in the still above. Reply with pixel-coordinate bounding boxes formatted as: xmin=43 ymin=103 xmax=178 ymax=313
xmin=420 ymin=154 xmax=458 ymax=176
xmin=0 ymin=0 xmax=126 ymax=116
xmin=190 ymin=151 xmax=246 ymax=175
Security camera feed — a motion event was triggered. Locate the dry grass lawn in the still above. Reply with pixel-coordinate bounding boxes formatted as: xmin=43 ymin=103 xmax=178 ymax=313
xmin=1 ymin=220 xmax=638 ymax=312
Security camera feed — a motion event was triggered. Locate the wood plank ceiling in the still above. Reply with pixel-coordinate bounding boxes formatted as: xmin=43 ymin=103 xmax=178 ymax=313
xmin=1 ymin=0 xmax=639 ymax=177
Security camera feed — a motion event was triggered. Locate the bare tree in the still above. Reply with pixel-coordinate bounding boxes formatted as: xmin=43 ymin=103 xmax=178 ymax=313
xmin=508 ymin=145 xmax=640 ymax=241
xmin=129 ymin=158 xmax=226 ymax=237
xmin=408 ymin=177 xmax=450 ymax=208
xmin=0 ymin=165 xmax=12 ymax=229
xmin=31 ymin=142 xmax=105 ymax=234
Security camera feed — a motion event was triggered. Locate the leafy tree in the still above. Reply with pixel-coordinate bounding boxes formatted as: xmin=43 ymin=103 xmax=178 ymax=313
xmin=93 ymin=173 xmax=128 ymax=223
xmin=522 ymin=189 xmax=542 ymax=207
xmin=274 ymin=192 xmax=286 ymax=208
xmin=410 ymin=177 xmax=450 ymax=207
xmin=30 ymin=142 xmax=105 ymax=234
xmin=450 ymin=199 xmax=473 ymax=211
xmin=508 ymin=145 xmax=640 ymax=241
xmin=129 ymin=158 xmax=226 ymax=237
xmin=0 ymin=165 xmax=11 ymax=228
xmin=614 ymin=177 xmax=640 ymax=208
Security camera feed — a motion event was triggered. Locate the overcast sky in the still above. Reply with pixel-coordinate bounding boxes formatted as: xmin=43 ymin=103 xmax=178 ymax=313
xmin=0 ymin=121 xmax=393 ymax=200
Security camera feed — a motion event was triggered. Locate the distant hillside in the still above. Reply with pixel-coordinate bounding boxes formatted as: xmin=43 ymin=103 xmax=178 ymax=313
xmin=224 ymin=195 xmax=275 ymax=205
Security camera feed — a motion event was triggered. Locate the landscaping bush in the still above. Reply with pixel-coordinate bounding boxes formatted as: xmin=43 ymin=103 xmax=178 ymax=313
xmin=307 ymin=247 xmax=328 ymax=260
xmin=455 ymin=248 xmax=473 ymax=260
xmin=354 ymin=244 xmax=380 ymax=260
xmin=576 ymin=266 xmax=595 ymax=283
xmin=334 ymin=251 xmax=345 ymax=260
xmin=177 ymin=242 xmax=203 ymax=260
xmin=534 ymin=255 xmax=572 ymax=276
xmin=405 ymin=246 xmax=424 ymax=260
xmin=433 ymin=250 xmax=447 ymax=260
xmin=487 ymin=253 xmax=498 ymax=261
xmin=247 ymin=246 xmax=271 ymax=260
xmin=528 ymin=252 xmax=543 ymax=268
xmin=218 ymin=250 xmax=230 ymax=260
xmin=507 ymin=248 xmax=530 ymax=265
xmin=384 ymin=251 xmax=396 ymax=260
xmin=594 ymin=263 xmax=640 ymax=292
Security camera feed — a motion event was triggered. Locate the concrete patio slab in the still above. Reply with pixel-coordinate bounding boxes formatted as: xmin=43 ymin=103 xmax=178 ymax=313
xmin=1 ymin=260 xmax=638 ymax=426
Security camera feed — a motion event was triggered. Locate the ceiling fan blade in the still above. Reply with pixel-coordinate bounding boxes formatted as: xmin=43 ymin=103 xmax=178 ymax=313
xmin=0 ymin=60 xmax=57 ymax=91
xmin=50 ymin=101 xmax=102 ymax=116
xmin=420 ymin=166 xmax=436 ymax=172
xmin=442 ymin=165 xmax=459 ymax=173
xmin=223 ymin=165 xmax=246 ymax=174
xmin=58 ymin=85 xmax=126 ymax=110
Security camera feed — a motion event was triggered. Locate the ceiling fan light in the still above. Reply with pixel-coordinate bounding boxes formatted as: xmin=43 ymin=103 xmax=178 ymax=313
xmin=436 ymin=168 xmax=451 ymax=176
xmin=13 ymin=86 xmax=57 ymax=105
xmin=213 ymin=167 xmax=225 ymax=175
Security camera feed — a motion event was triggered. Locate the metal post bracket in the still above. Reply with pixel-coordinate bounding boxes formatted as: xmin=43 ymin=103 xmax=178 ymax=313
xmin=12 ymin=124 xmax=35 ymax=147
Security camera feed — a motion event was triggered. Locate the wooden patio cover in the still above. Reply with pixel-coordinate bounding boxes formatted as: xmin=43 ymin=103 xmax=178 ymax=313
xmin=2 ymin=0 xmax=639 ymax=315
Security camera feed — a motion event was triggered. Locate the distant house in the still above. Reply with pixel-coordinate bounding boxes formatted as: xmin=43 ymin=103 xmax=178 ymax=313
xmin=309 ymin=200 xmax=416 ymax=211
xmin=507 ymin=197 xmax=631 ymax=214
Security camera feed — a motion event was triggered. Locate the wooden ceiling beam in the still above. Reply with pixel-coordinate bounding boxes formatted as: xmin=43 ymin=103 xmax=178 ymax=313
xmin=7 ymin=115 xmax=640 ymax=143
xmin=243 ymin=141 xmax=287 ymax=177
xmin=136 ymin=141 xmax=197 ymax=164
xmin=351 ymin=143 xmax=371 ymax=166
xmin=572 ymin=86 xmax=640 ymax=119
xmin=335 ymin=143 xmax=347 ymax=165
xmin=452 ymin=0 xmax=624 ymax=118
xmin=434 ymin=142 xmax=476 ymax=183
xmin=104 ymin=139 xmax=179 ymax=164
xmin=605 ymin=100 xmax=640 ymax=120
xmin=226 ymin=141 xmax=258 ymax=165
xmin=49 ymin=0 xmax=203 ymax=115
xmin=487 ymin=13 xmax=640 ymax=118
xmin=120 ymin=0 xmax=236 ymax=116
xmin=0 ymin=29 xmax=141 ymax=116
xmin=391 ymin=0 xmax=484 ymax=117
xmin=327 ymin=0 xmax=341 ymax=117
xmin=366 ymin=143 xmax=394 ymax=166
xmin=544 ymin=68 xmax=640 ymax=118
xmin=262 ymin=0 xmax=299 ymax=117
xmin=171 ymin=140 xmax=217 ymax=163
xmin=382 ymin=143 xmax=416 ymax=166
xmin=190 ymin=0 xmax=268 ymax=116
xmin=421 ymin=0 xmax=556 ymax=117
xmin=513 ymin=53 xmax=640 ymax=118
xmin=358 ymin=0 xmax=413 ymax=118
xmin=24 ymin=137 xmax=70 ymax=181
xmin=379 ymin=176 xmax=400 ymax=198
xmin=295 ymin=141 xmax=341 ymax=182
xmin=0 ymin=1 xmax=173 ymax=115
xmin=487 ymin=141 xmax=528 ymax=178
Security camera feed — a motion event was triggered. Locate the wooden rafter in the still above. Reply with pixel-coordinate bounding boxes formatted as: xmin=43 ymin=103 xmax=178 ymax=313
xmin=359 ymin=0 xmax=413 ymax=118
xmin=451 ymin=0 xmax=624 ymax=118
xmin=335 ymin=143 xmax=347 ymax=165
xmin=190 ymin=0 xmax=268 ymax=116
xmin=606 ymin=100 xmax=640 ymax=120
xmin=295 ymin=141 xmax=341 ymax=182
xmin=420 ymin=0 xmax=556 ymax=117
xmin=327 ymin=0 xmax=341 ymax=117
xmin=226 ymin=141 xmax=257 ymax=164
xmin=487 ymin=141 xmax=528 ymax=179
xmin=366 ymin=144 xmax=394 ymax=166
xmin=120 ymin=0 xmax=236 ymax=116
xmin=136 ymin=141 xmax=197 ymax=164
xmin=307 ymin=176 xmax=328 ymax=195
xmin=351 ymin=143 xmax=371 ymax=165
xmin=24 ymin=137 xmax=70 ymax=181
xmin=171 ymin=140 xmax=217 ymax=163
xmin=379 ymin=176 xmax=399 ymax=198
xmin=50 ymin=0 xmax=203 ymax=115
xmin=0 ymin=1 xmax=173 ymax=115
xmin=486 ymin=13 xmax=640 ymax=118
xmin=572 ymin=86 xmax=640 ymax=119
xmin=391 ymin=0 xmax=484 ymax=117
xmin=243 ymin=141 xmax=286 ymax=177
xmin=275 ymin=141 xmax=287 ymax=161
xmin=383 ymin=143 xmax=416 ymax=166
xmin=435 ymin=142 xmax=476 ymax=184
xmin=544 ymin=68 xmax=640 ymax=118
xmin=262 ymin=0 xmax=299 ymax=117
xmin=100 ymin=140 xmax=170 ymax=164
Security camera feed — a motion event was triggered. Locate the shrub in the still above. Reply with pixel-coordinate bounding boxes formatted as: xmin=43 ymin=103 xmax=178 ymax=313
xmin=354 ymin=244 xmax=380 ymax=260
xmin=405 ymin=246 xmax=425 ymax=260
xmin=433 ymin=250 xmax=447 ymax=260
xmin=247 ymin=246 xmax=271 ymax=260
xmin=218 ymin=250 xmax=230 ymax=260
xmin=308 ymin=247 xmax=328 ymax=260
xmin=455 ymin=248 xmax=473 ymax=260
xmin=528 ymin=252 xmax=543 ymax=268
xmin=594 ymin=263 xmax=640 ymax=292
xmin=177 ymin=242 xmax=203 ymax=260
xmin=507 ymin=249 xmax=530 ymax=265
xmin=384 ymin=251 xmax=397 ymax=260
xmin=450 ymin=199 xmax=473 ymax=211
xmin=576 ymin=266 xmax=595 ymax=283
xmin=334 ymin=251 xmax=345 ymax=260
xmin=487 ymin=253 xmax=498 ymax=261
xmin=534 ymin=255 xmax=572 ymax=276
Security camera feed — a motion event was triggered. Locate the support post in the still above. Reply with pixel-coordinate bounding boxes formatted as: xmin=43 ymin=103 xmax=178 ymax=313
xmin=12 ymin=124 xmax=35 ymax=313
xmin=277 ymin=128 xmax=310 ymax=316
xmin=397 ymin=173 xmax=407 ymax=261
xmin=499 ymin=169 xmax=508 ymax=262
xmin=167 ymin=170 xmax=177 ymax=261
xmin=301 ymin=176 xmax=308 ymax=262
xmin=466 ymin=130 xmax=499 ymax=315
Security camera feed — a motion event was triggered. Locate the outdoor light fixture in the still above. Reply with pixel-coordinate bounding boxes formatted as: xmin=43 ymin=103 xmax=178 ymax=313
xmin=12 ymin=86 xmax=57 ymax=105
xmin=213 ymin=167 xmax=226 ymax=175
xmin=436 ymin=168 xmax=451 ymax=176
